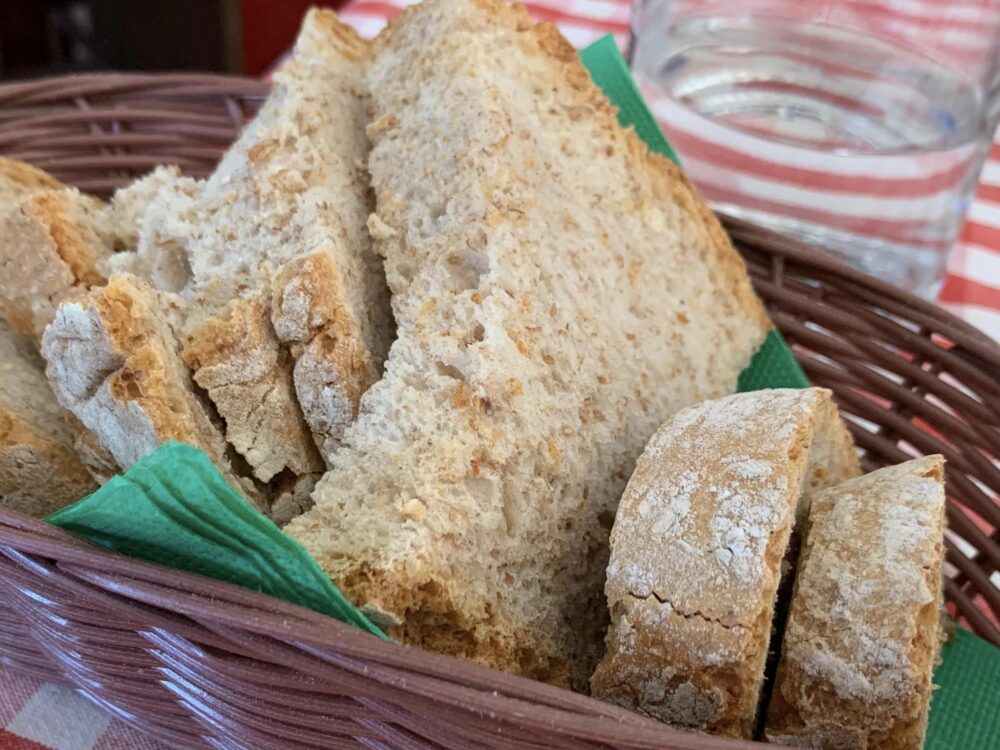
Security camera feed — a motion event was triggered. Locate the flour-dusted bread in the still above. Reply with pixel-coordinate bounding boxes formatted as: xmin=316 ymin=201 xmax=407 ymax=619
xmin=181 ymin=8 xmax=388 ymax=470
xmin=764 ymin=456 xmax=946 ymax=750
xmin=590 ymin=389 xmax=860 ymax=737
xmin=284 ymin=0 xmax=770 ymax=689
xmin=41 ymin=273 xmax=263 ymax=510
xmin=0 ymin=319 xmax=96 ymax=516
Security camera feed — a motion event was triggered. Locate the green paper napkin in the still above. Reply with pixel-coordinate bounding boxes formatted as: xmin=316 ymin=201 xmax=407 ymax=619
xmin=926 ymin=627 xmax=1000 ymax=749
xmin=48 ymin=441 xmax=385 ymax=640
xmin=44 ymin=33 xmax=998 ymax=748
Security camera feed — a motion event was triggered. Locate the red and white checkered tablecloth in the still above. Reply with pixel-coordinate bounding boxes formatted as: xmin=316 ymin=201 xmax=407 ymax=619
xmin=2 ymin=2 xmax=997 ymax=749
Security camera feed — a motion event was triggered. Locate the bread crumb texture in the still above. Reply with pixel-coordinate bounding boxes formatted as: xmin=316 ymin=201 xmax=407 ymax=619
xmin=765 ymin=455 xmax=946 ymax=750
xmin=0 ymin=188 xmax=114 ymax=342
xmin=285 ymin=0 xmax=770 ymax=690
xmin=181 ymin=8 xmax=387 ymax=469
xmin=40 ymin=274 xmax=265 ymax=509
xmin=590 ymin=388 xmax=860 ymax=737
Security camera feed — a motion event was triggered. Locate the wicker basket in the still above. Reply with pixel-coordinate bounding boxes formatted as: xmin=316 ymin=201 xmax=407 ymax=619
xmin=0 ymin=74 xmax=997 ymax=750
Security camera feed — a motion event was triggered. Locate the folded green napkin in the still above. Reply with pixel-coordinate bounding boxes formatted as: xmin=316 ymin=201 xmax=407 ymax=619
xmin=45 ymin=34 xmax=997 ymax=748
xmin=48 ymin=441 xmax=385 ymax=640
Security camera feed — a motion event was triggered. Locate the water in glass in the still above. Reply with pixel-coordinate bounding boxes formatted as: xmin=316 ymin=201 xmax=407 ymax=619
xmin=631 ymin=4 xmax=1000 ymax=297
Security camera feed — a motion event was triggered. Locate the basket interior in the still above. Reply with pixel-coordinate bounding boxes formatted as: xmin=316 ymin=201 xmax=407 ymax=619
xmin=0 ymin=72 xmax=996 ymax=750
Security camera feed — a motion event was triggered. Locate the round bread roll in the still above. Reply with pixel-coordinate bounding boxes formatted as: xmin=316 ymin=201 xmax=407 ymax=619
xmin=590 ymin=387 xmax=859 ymax=738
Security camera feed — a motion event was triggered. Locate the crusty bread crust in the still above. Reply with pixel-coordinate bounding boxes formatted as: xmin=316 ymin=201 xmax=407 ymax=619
xmin=589 ymin=389 xmax=860 ymax=737
xmin=271 ymin=250 xmax=382 ymax=458
xmin=0 ymin=320 xmax=95 ymax=515
xmin=41 ymin=273 xmax=265 ymax=510
xmin=183 ymin=291 xmax=324 ymax=482
xmin=287 ymin=0 xmax=771 ymax=689
xmin=0 ymin=156 xmax=64 ymax=208
xmin=0 ymin=189 xmax=113 ymax=342
xmin=764 ymin=456 xmax=946 ymax=750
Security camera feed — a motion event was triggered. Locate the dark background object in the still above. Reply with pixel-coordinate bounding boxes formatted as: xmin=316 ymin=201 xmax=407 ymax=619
xmin=0 ymin=0 xmax=335 ymax=79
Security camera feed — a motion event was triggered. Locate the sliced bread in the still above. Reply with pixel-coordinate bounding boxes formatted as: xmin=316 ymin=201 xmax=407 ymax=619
xmin=285 ymin=0 xmax=771 ymax=690
xmin=104 ymin=10 xmax=389 ymax=481
xmin=0 ymin=159 xmax=197 ymax=343
xmin=0 ymin=187 xmax=115 ymax=342
xmin=181 ymin=8 xmax=389 ymax=467
xmin=0 ymin=318 xmax=96 ymax=516
xmin=589 ymin=388 xmax=860 ymax=737
xmin=43 ymin=11 xmax=388 ymax=494
xmin=0 ymin=157 xmax=120 ymax=486
xmin=764 ymin=456 xmax=946 ymax=750
xmin=41 ymin=273 xmax=264 ymax=510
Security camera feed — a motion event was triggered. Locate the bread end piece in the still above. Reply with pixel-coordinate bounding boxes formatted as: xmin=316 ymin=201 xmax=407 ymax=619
xmin=272 ymin=251 xmax=382 ymax=459
xmin=0 ymin=188 xmax=113 ymax=341
xmin=0 ymin=320 xmax=97 ymax=515
xmin=590 ymin=388 xmax=860 ymax=738
xmin=764 ymin=455 xmax=946 ymax=750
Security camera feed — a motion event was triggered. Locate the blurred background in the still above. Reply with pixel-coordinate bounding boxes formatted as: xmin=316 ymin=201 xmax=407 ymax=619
xmin=0 ymin=0 xmax=333 ymax=78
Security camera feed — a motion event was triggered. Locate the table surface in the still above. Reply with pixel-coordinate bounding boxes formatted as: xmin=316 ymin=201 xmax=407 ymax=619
xmin=2 ymin=1 xmax=997 ymax=749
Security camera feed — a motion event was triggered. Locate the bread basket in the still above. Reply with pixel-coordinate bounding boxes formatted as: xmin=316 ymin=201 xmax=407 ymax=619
xmin=0 ymin=73 xmax=996 ymax=750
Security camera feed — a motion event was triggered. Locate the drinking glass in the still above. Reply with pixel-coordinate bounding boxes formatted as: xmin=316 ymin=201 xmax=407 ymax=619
xmin=629 ymin=0 xmax=1000 ymax=297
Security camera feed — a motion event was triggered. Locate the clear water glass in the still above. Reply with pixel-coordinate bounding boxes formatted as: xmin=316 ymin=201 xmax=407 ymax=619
xmin=629 ymin=0 xmax=1000 ymax=297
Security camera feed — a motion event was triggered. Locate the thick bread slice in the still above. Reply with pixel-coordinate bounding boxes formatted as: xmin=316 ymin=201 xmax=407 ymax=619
xmin=0 ymin=157 xmax=119 ymax=483
xmin=106 ymin=165 xmax=200 ymax=291
xmin=182 ymin=292 xmax=323 ymax=482
xmin=764 ymin=456 xmax=946 ymax=750
xmin=41 ymin=273 xmax=264 ymax=510
xmin=285 ymin=0 xmax=770 ymax=689
xmin=589 ymin=388 xmax=860 ymax=737
xmin=0 ymin=156 xmax=64 ymax=207
xmin=0 ymin=319 xmax=96 ymax=516
xmin=169 ymin=9 xmax=389 ymax=468
xmin=0 ymin=188 xmax=114 ymax=341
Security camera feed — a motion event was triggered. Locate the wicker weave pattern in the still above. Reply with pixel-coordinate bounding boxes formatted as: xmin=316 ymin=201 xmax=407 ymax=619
xmin=0 ymin=74 xmax=264 ymax=196
xmin=0 ymin=74 xmax=996 ymax=750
